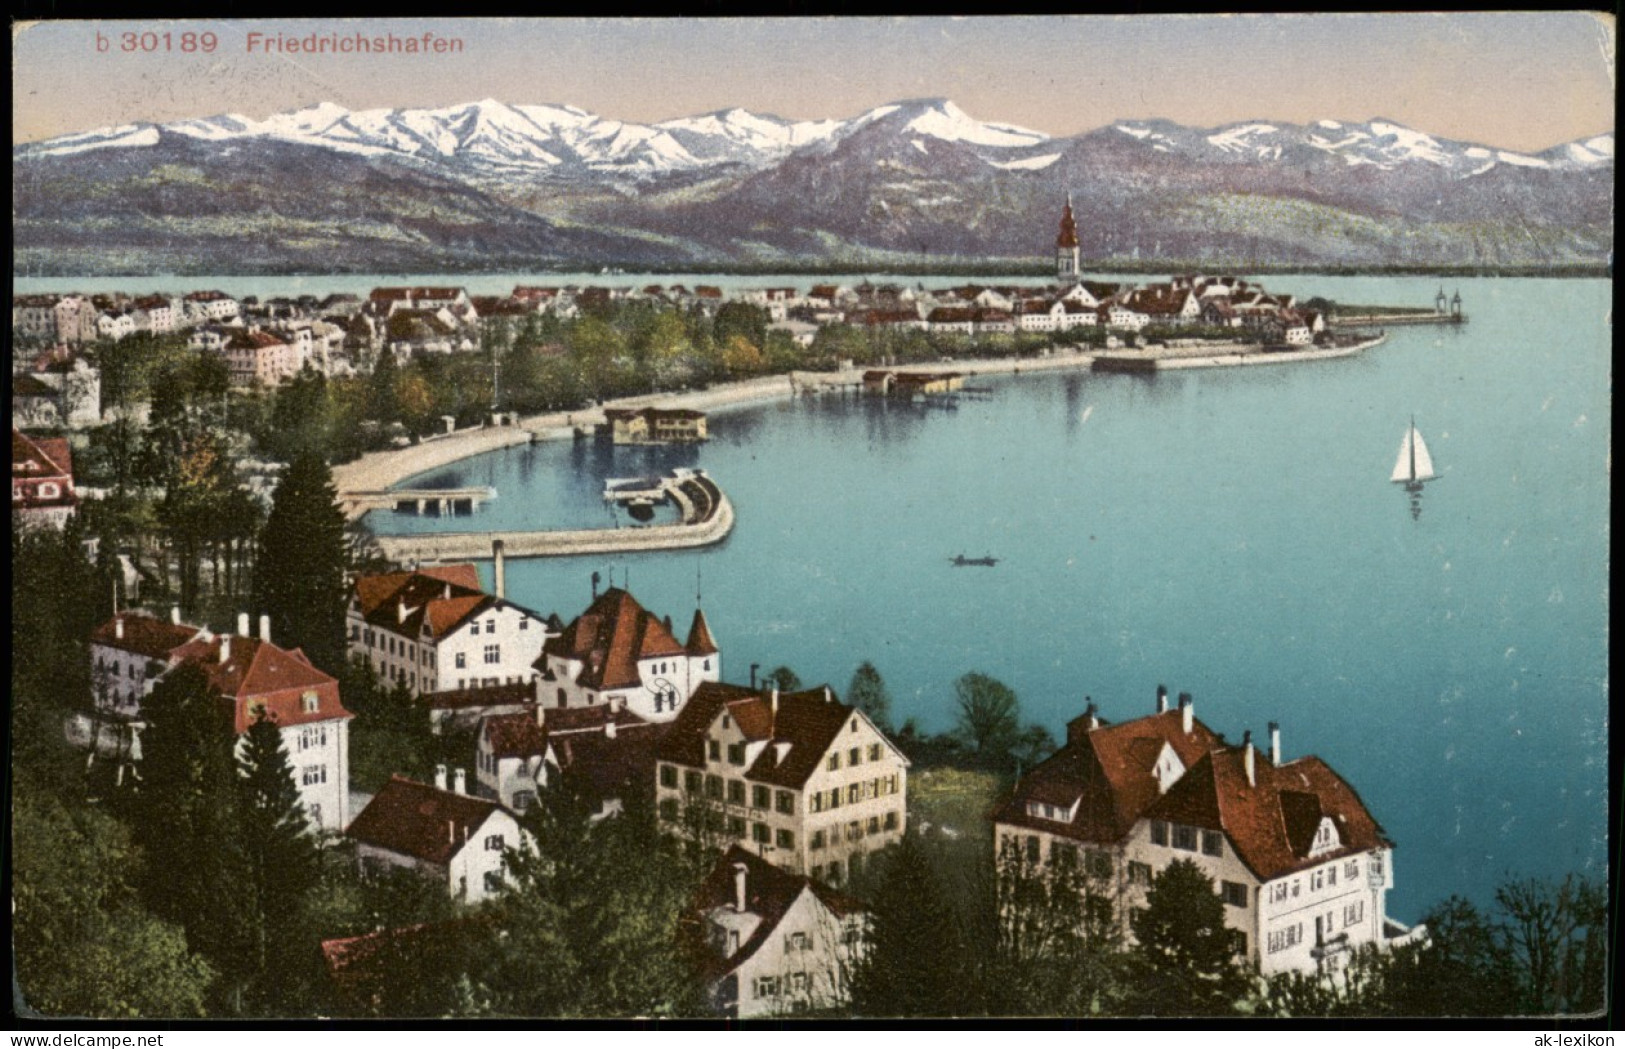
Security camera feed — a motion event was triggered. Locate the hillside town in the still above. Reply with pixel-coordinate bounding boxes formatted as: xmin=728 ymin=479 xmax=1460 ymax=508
xmin=9 ymin=204 xmax=1596 ymax=1022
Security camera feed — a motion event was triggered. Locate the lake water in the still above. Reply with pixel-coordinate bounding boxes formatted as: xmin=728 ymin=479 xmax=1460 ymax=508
xmin=361 ymin=274 xmax=1610 ymax=922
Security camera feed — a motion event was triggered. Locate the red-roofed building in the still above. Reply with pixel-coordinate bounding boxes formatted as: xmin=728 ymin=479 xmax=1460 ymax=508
xmin=218 ymin=327 xmax=296 ymax=387
xmin=689 ymin=846 xmax=867 ymax=1018
xmin=167 ymin=614 xmax=354 ymax=831
xmin=12 ymin=428 xmax=78 ymax=530
xmin=993 ymin=689 xmax=1407 ymax=977
xmin=347 ymin=770 xmax=526 ymax=903
xmin=654 ymin=682 xmax=908 ymax=885
xmin=535 ymin=588 xmax=721 ymax=722
xmin=69 ymin=608 xmax=209 ymax=765
xmin=346 ymin=565 xmax=555 ymax=698
xmin=475 ymin=700 xmax=667 ymax=816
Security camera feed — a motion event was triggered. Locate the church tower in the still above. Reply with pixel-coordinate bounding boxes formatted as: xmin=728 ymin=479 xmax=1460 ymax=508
xmin=1055 ymin=193 xmax=1081 ymax=284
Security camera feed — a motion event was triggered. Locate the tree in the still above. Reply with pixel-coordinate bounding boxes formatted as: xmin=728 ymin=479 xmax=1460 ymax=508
xmin=12 ymin=786 xmax=214 ymax=1018
xmin=1494 ymin=875 xmax=1606 ymax=1015
xmin=474 ymin=781 xmax=710 ymax=1017
xmin=763 ymin=665 xmax=802 ymax=692
xmin=847 ymin=661 xmax=894 ymax=733
xmin=236 ymin=711 xmax=320 ymax=1013
xmin=255 ymin=451 xmax=348 ymax=675
xmin=849 ymin=832 xmax=977 ymax=1017
xmin=952 ymin=672 xmax=1020 ymax=762
xmin=720 ymin=333 xmax=765 ymax=376
xmin=713 ymin=301 xmax=768 ymax=350
xmin=1127 ymin=858 xmax=1247 ymax=1016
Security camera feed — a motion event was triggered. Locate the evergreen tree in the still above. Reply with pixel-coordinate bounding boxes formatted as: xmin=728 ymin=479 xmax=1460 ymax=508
xmin=254 ymin=451 xmax=348 ymax=675
xmin=849 ymin=832 xmax=976 ymax=1017
xmin=1127 ymin=858 xmax=1248 ymax=1016
xmin=847 ymin=661 xmax=893 ymax=733
xmin=236 ymin=712 xmax=320 ymax=1013
xmin=763 ymin=665 xmax=802 ymax=692
xmin=130 ymin=662 xmax=255 ymax=1008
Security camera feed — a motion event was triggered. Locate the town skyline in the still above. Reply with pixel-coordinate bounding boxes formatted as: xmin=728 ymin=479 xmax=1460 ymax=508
xmin=12 ymin=13 xmax=1617 ymax=153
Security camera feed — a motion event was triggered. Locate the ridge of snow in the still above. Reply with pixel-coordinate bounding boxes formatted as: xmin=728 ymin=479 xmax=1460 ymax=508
xmin=988 ymin=152 xmax=1062 ymax=170
xmin=28 ymin=125 xmax=159 ymax=156
xmin=1496 ymin=150 xmax=1548 ymax=169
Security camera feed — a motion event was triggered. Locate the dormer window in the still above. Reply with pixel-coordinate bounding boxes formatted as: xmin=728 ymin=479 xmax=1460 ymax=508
xmin=1310 ymin=817 xmax=1341 ymax=857
xmin=302 ymin=691 xmax=319 ymax=713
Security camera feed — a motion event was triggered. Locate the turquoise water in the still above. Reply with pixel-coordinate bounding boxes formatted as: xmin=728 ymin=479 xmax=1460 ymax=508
xmin=374 ymin=275 xmax=1609 ymax=921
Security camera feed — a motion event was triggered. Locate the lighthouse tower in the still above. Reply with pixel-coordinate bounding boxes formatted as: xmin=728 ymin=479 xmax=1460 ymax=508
xmin=1055 ymin=193 xmax=1081 ymax=284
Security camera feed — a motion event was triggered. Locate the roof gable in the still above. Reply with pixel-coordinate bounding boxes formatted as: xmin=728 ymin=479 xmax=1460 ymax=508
xmin=346 ymin=776 xmax=503 ymax=864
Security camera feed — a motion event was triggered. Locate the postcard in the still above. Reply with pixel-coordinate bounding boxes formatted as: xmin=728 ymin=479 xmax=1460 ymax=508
xmin=10 ymin=14 xmax=1613 ymax=1026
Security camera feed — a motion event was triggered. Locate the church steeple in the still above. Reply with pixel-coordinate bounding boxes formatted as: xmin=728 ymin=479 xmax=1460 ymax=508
xmin=1056 ymin=193 xmax=1081 ymax=283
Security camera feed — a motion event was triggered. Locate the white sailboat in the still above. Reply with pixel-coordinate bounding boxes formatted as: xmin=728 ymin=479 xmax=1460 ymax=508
xmin=1391 ymin=418 xmax=1436 ymax=488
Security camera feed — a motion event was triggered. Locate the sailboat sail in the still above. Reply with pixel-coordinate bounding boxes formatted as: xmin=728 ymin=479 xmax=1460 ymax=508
xmin=1391 ymin=424 xmax=1436 ymax=483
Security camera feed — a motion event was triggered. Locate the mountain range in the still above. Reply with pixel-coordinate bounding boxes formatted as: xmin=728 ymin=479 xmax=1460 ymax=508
xmin=13 ymin=98 xmax=1614 ymax=274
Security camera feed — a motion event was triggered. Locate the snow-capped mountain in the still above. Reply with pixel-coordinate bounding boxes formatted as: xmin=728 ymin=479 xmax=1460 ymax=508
xmin=12 ymin=98 xmax=1613 ymax=273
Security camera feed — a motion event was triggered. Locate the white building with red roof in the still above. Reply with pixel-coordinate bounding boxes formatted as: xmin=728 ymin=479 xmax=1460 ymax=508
xmin=654 ymin=683 xmax=908 ymax=886
xmin=993 ymin=688 xmax=1411 ymax=977
xmin=346 ymin=769 xmax=526 ymax=903
xmin=12 ymin=428 xmax=78 ymax=530
xmin=475 ymin=700 xmax=666 ymax=817
xmin=70 ymin=608 xmax=209 ymax=765
xmin=167 ymin=614 xmax=355 ymax=832
xmin=534 ymin=588 xmax=719 ymax=722
xmin=692 ymin=846 xmax=867 ymax=1018
xmin=182 ymin=290 xmax=240 ymax=323
xmin=218 ymin=327 xmax=296 ymax=387
xmin=347 ymin=564 xmax=555 ymax=698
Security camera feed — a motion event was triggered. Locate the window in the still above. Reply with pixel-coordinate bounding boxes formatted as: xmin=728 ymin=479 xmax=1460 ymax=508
xmin=1128 ymin=861 xmax=1152 ymax=886
xmin=811 ymin=830 xmax=826 ymax=850
xmin=484 ymin=871 xmax=503 ymax=893
xmin=1270 ymin=882 xmax=1291 ymax=904
xmin=849 ymin=747 xmax=861 ymax=766
xmin=484 ymin=644 xmax=500 ymax=665
xmin=485 ymin=834 xmax=505 ymax=851
xmin=728 ymin=742 xmax=747 ymax=766
xmin=785 ymin=931 xmax=809 ymax=952
xmin=684 ymin=770 xmax=702 ymax=794
xmin=775 ymin=790 xmax=795 ymax=814
xmin=455 ymin=653 xmax=467 ymax=669
xmin=1345 ymin=859 xmax=1360 ymax=881
xmin=848 ymin=784 xmax=860 ymax=804
xmin=1329 ymin=865 xmax=1338 ymax=886
xmin=1311 ymin=869 xmax=1326 ymax=892
xmin=1267 ymin=924 xmax=1303 ymax=954
xmin=727 ymin=816 xmax=746 ymax=837
xmin=867 ymin=815 xmax=880 ymax=835
xmin=1086 ymin=849 xmax=1113 ymax=879
xmin=810 ymin=793 xmax=824 ymax=814
xmin=1025 ymin=835 xmax=1040 ymax=863
xmin=660 ymin=764 xmax=678 ymax=788
xmin=1223 ymin=881 xmax=1248 ymax=908
xmin=1150 ymin=820 xmax=1169 ymax=846
xmin=1344 ymin=901 xmax=1365 ymax=927
xmin=302 ymin=691 xmax=320 ymax=713
xmin=753 ymin=976 xmax=779 ymax=999
xmin=1202 ymin=830 xmax=1223 ymax=857
xmin=883 ymin=811 xmax=898 ymax=831
xmin=708 ymin=739 xmax=721 ymax=761
xmin=847 ymin=820 xmax=861 ymax=842
xmin=1051 ymin=841 xmax=1078 ymax=867
xmin=308 ymin=803 xmax=321 ymax=826
xmin=811 ymin=864 xmax=823 ymax=880
xmin=727 ymin=780 xmax=746 ymax=805
xmin=705 ymin=775 xmax=722 ymax=799
xmin=776 ymin=829 xmax=794 ymax=849
xmin=301 ymin=765 xmax=327 ymax=786
xmin=827 ymin=753 xmax=840 ymax=771
xmin=1172 ymin=825 xmax=1197 ymax=851
xmin=828 ymin=788 xmax=841 ymax=810
xmin=752 ymin=784 xmax=770 ymax=809
xmin=867 ymin=743 xmax=881 ymax=762
xmin=658 ymin=798 xmax=678 ymax=822
xmin=753 ymin=822 xmax=770 ymax=844
xmin=722 ymin=715 xmax=731 ymax=729
xmin=486 ymin=619 xmax=496 ymax=633
xmin=515 ymin=791 xmax=536 ymax=813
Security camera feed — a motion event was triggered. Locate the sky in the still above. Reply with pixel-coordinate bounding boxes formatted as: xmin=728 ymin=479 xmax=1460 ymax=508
xmin=11 ymin=14 xmax=1616 ymax=152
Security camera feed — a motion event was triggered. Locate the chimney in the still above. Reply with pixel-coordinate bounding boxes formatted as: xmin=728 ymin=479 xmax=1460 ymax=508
xmin=434 ymin=763 xmax=448 ymax=791
xmin=453 ymin=768 xmax=467 ymax=795
xmin=733 ymin=862 xmax=748 ymax=913
xmin=237 ymin=611 xmax=250 ymax=637
xmin=1269 ymin=721 xmax=1281 ymax=766
xmin=824 ymin=686 xmax=833 ymax=704
xmin=219 ymin=635 xmax=231 ymax=661
xmin=448 ymin=820 xmax=455 ymax=844
xmin=770 ymin=688 xmax=779 ymax=727
xmin=258 ymin=614 xmax=271 ymax=643
xmin=493 ymin=539 xmax=506 ymax=600
xmin=114 ymin=616 xmax=124 ymax=640
xmin=605 ymin=719 xmax=617 ymax=740
xmin=1085 ymin=699 xmax=1099 ymax=731
xmin=664 ymin=614 xmax=673 ymax=632
xmin=536 ymin=704 xmax=546 ymax=727
xmin=1243 ymin=730 xmax=1256 ymax=787
xmin=1179 ymin=692 xmax=1193 ymax=735
xmin=1156 ymin=684 xmax=1168 ymax=714
xmin=534 ymin=675 xmax=545 ymax=707
xmin=443 ymin=584 xmax=452 ymax=600
xmin=170 ymin=604 xmax=181 ymax=625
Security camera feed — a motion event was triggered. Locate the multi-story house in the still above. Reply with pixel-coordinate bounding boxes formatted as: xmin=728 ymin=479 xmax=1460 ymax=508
xmin=182 ymin=290 xmax=240 ymax=324
xmin=12 ymin=428 xmax=78 ymax=531
xmin=53 ymin=296 xmax=100 ymax=344
xmin=347 ymin=768 xmax=526 ymax=903
xmin=534 ymin=587 xmax=719 ymax=722
xmin=73 ymin=608 xmax=208 ymax=763
xmin=474 ymin=701 xmax=665 ymax=816
xmin=220 ymin=328 xmax=296 ymax=387
xmin=348 ymin=564 xmax=554 ymax=698
xmin=13 ymin=294 xmax=60 ymax=340
xmin=692 ymin=846 xmax=867 ymax=1018
xmin=131 ymin=295 xmax=177 ymax=334
xmin=654 ymin=682 xmax=909 ymax=885
xmin=993 ymin=689 xmax=1410 ymax=977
